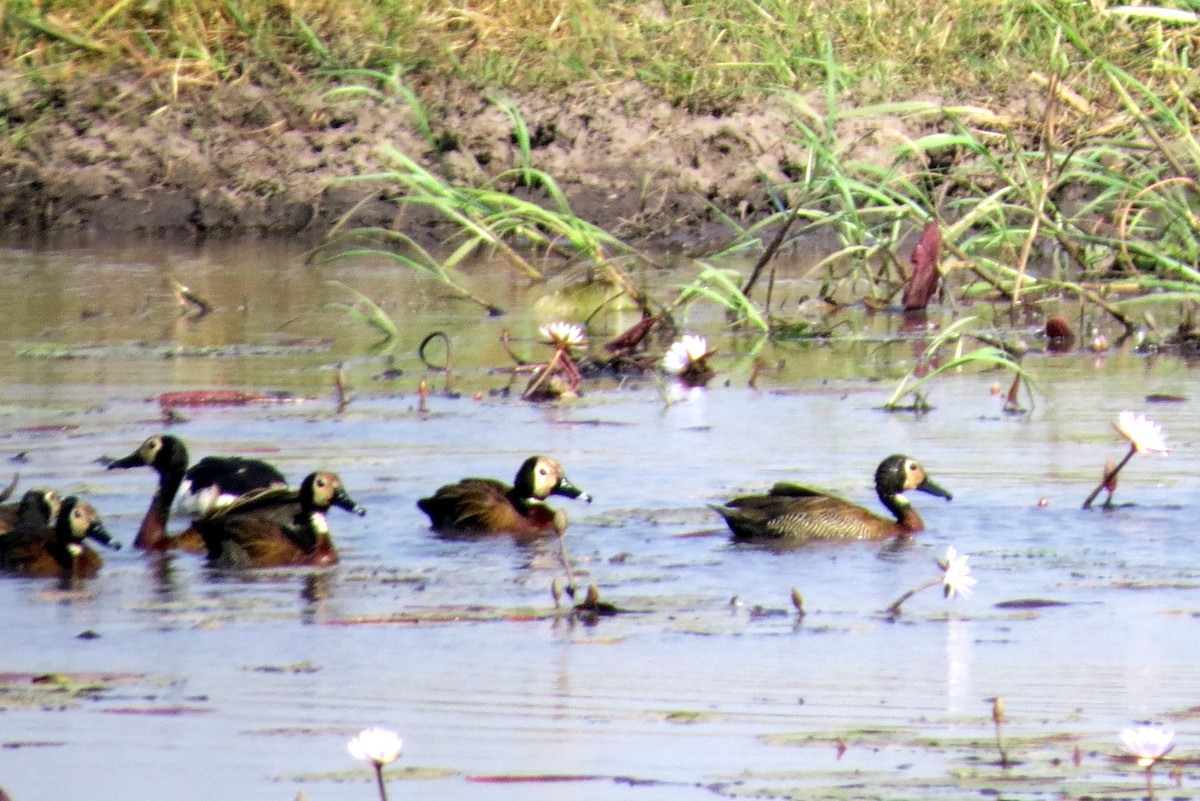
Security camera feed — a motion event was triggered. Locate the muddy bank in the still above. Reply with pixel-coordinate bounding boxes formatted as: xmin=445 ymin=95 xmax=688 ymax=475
xmin=0 ymin=73 xmax=924 ymax=248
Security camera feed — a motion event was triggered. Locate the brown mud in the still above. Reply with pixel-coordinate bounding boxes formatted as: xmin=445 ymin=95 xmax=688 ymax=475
xmin=0 ymin=73 xmax=926 ymax=248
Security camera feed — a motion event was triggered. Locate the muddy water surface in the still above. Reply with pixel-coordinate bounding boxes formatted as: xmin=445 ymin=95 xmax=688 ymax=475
xmin=1 ymin=242 xmax=1199 ymax=801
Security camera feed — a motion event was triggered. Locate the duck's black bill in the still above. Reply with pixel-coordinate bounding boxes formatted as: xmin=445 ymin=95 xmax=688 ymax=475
xmin=106 ymin=452 xmax=145 ymax=470
xmin=333 ymin=490 xmax=367 ymax=516
xmin=554 ymin=478 xmax=592 ymax=503
xmin=88 ymin=523 xmax=123 ymax=550
xmin=918 ymin=477 xmax=953 ymax=501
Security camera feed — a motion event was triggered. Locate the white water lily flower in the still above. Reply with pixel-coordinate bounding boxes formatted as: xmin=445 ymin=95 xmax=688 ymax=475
xmin=1121 ymin=725 xmax=1174 ymax=767
xmin=662 ymin=334 xmax=710 ymax=375
xmin=940 ymin=545 xmax=977 ymax=599
xmin=348 ymin=727 xmax=404 ymax=766
xmin=1114 ymin=411 xmax=1169 ymax=455
xmin=539 ymin=321 xmax=586 ymax=350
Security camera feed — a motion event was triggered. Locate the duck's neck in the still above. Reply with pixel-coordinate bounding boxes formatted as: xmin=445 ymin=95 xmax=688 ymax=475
xmin=880 ymin=492 xmax=926 ymax=533
xmin=290 ymin=507 xmax=330 ymax=554
xmin=507 ymin=487 xmax=537 ymax=516
xmin=47 ymin=539 xmax=75 ymax=572
xmin=136 ymin=470 xmax=183 ymax=549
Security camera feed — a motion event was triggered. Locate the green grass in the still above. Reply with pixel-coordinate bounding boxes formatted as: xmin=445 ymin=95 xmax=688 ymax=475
xmin=1 ymin=0 xmax=1190 ymax=110
xmin=7 ymin=0 xmax=1200 ymax=345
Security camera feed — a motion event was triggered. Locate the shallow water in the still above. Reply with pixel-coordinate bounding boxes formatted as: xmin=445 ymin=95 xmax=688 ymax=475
xmin=1 ymin=241 xmax=1198 ymax=801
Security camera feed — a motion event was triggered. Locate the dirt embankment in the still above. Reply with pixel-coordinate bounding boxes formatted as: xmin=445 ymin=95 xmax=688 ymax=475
xmin=0 ymin=75 xmax=907 ymax=248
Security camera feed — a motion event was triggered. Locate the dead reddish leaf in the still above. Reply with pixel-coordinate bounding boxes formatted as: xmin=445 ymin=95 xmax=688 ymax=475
xmin=604 ymin=315 xmax=657 ymax=354
xmin=902 ymin=221 xmax=942 ymax=312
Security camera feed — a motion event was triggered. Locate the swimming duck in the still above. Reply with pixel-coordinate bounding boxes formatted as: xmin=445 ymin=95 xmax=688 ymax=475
xmin=714 ymin=454 xmax=952 ymax=541
xmin=0 ymin=495 xmax=121 ymax=578
xmin=107 ymin=434 xmax=287 ymax=552
xmin=0 ymin=487 xmax=61 ymax=536
xmin=193 ymin=471 xmax=365 ymax=568
xmin=417 ymin=455 xmax=591 ymax=536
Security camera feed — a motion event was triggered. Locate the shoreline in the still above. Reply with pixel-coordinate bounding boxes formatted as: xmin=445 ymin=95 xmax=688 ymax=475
xmin=0 ymin=74 xmax=933 ymax=249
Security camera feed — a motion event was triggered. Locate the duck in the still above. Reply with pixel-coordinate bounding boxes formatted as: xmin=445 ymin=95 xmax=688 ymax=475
xmin=417 ymin=455 xmax=591 ymax=536
xmin=0 ymin=487 xmax=61 ymax=536
xmin=0 ymin=495 xmax=121 ymax=578
xmin=193 ymin=471 xmax=365 ymax=568
xmin=107 ymin=434 xmax=287 ymax=552
xmin=714 ymin=454 xmax=952 ymax=541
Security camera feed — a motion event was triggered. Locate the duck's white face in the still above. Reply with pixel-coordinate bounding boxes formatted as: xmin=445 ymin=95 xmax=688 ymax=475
xmin=900 ymin=458 xmax=927 ymax=491
xmin=66 ymin=501 xmax=98 ymax=540
xmin=138 ymin=436 xmax=164 ymax=464
xmin=309 ymin=473 xmax=342 ymax=506
xmin=530 ymin=458 xmax=564 ymax=499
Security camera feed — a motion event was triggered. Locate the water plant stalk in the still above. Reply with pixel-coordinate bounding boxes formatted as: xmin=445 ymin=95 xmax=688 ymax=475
xmin=1081 ymin=447 xmax=1136 ymax=510
xmin=372 ymin=762 xmax=389 ymax=801
xmin=992 ymin=696 xmax=1009 ymax=768
xmin=884 ymin=578 xmax=939 ymax=617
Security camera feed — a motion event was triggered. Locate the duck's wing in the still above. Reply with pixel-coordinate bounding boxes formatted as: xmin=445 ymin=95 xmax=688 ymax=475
xmin=180 ymin=457 xmax=288 ymax=516
xmin=0 ymin=502 xmax=18 ymax=536
xmin=717 ymin=490 xmax=882 ymax=541
xmin=198 ymin=486 xmax=300 ymax=520
xmin=0 ymin=525 xmax=53 ymax=571
xmin=203 ymin=517 xmax=309 ymax=568
xmin=417 ymin=478 xmax=514 ymax=532
xmin=766 ymin=482 xmax=840 ymax=499
xmin=186 ymin=456 xmax=287 ymax=492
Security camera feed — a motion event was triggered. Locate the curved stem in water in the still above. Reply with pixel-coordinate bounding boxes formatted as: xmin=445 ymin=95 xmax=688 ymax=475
xmin=1082 ymin=446 xmax=1136 ymax=509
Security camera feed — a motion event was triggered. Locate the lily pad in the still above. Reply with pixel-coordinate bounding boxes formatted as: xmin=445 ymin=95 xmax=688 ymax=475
xmin=280 ymin=766 xmax=456 ymax=783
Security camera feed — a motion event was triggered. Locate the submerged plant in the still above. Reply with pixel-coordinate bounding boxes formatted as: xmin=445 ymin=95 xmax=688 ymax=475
xmin=1120 ymin=724 xmax=1174 ymax=801
xmin=326 ymin=280 xmax=399 ymax=346
xmin=885 ymin=545 xmax=976 ymax=617
xmin=884 ymin=317 xmax=1035 ymax=412
xmin=1082 ymin=411 xmax=1168 ymax=509
xmin=347 ymin=726 xmax=404 ymax=801
xmin=676 ymin=265 xmax=768 ymax=332
xmin=311 ymin=233 xmax=504 ymax=317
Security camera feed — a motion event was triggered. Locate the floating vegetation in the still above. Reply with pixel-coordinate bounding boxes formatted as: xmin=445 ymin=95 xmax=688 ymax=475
xmin=279 ymin=766 xmax=456 ymax=784
xmin=0 ymin=672 xmax=172 ymax=711
xmin=19 ymin=342 xmax=330 ymax=360
xmin=322 ymin=607 xmax=565 ymax=626
xmin=744 ymin=725 xmax=1128 ymax=801
xmin=157 ymin=390 xmax=303 ymax=408
xmin=248 ymin=661 xmax=321 ymax=674
xmin=662 ymin=709 xmax=719 ymax=724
